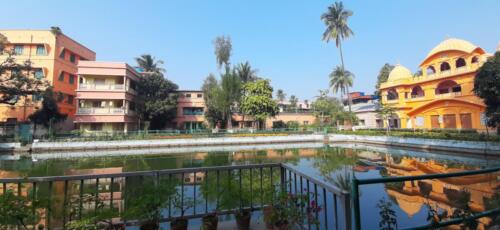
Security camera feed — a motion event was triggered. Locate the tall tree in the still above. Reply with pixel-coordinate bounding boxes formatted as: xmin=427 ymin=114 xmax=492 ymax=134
xmin=137 ymin=72 xmax=178 ymax=130
xmin=218 ymin=71 xmax=241 ymax=129
xmin=311 ymin=93 xmax=343 ymax=126
xmin=289 ymin=95 xmax=298 ymax=111
xmin=135 ymin=54 xmax=165 ymax=74
xmin=234 ymin=61 xmax=258 ymax=83
xmin=375 ymin=63 xmax=394 ymax=96
xmin=473 ymin=52 xmax=500 ymax=129
xmin=213 ymin=36 xmax=232 ymax=70
xmin=28 ymin=87 xmax=67 ymax=137
xmin=0 ymin=51 xmax=48 ymax=105
xmin=329 ymin=66 xmax=354 ymax=110
xmin=240 ymin=80 xmax=279 ymax=129
xmin=202 ymin=74 xmax=224 ymax=127
xmin=322 ymin=1 xmax=354 ymax=111
xmin=276 ymin=89 xmax=286 ymax=102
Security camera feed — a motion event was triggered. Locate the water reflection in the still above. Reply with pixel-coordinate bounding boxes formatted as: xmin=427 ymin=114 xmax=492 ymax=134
xmin=0 ymin=144 xmax=499 ymax=229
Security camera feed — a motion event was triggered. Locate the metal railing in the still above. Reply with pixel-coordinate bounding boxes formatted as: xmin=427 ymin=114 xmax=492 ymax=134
xmin=76 ymin=107 xmax=128 ymax=115
xmin=78 ymin=84 xmax=125 ymax=90
xmin=351 ymin=166 xmax=500 ymax=230
xmin=0 ymin=163 xmax=350 ymax=230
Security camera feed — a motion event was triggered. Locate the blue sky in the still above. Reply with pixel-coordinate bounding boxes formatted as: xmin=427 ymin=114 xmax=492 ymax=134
xmin=2 ymin=0 xmax=500 ymax=101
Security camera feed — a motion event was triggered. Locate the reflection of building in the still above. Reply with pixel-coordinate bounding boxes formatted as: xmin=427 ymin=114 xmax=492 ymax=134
xmin=379 ymin=38 xmax=492 ymax=130
xmin=75 ymin=61 xmax=141 ymax=133
xmin=384 ymin=155 xmax=499 ymax=227
xmin=0 ymin=30 xmax=95 ymax=129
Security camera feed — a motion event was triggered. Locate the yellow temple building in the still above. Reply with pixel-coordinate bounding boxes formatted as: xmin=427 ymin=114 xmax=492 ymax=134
xmin=379 ymin=38 xmax=497 ymax=131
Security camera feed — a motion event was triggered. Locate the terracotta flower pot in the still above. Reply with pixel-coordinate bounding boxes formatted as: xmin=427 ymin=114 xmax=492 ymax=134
xmin=202 ymin=213 xmax=218 ymax=230
xmin=170 ymin=217 xmax=188 ymax=230
xmin=139 ymin=220 xmax=158 ymax=230
xmin=235 ymin=210 xmax=252 ymax=230
xmin=263 ymin=206 xmax=274 ymax=230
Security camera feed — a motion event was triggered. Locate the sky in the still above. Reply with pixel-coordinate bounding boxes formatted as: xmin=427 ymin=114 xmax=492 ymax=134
xmin=2 ymin=0 xmax=500 ymax=101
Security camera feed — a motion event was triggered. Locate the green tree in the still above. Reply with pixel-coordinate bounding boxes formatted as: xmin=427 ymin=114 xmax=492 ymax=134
xmin=219 ymin=70 xmax=241 ymax=129
xmin=235 ymin=61 xmax=258 ymax=83
xmin=473 ymin=52 xmax=500 ymax=128
xmin=311 ymin=93 xmax=343 ymax=126
xmin=0 ymin=51 xmax=48 ymax=105
xmin=50 ymin=26 xmax=62 ymax=36
xmin=322 ymin=1 xmax=354 ymax=111
xmin=0 ymin=33 xmax=7 ymax=51
xmin=375 ymin=63 xmax=394 ymax=96
xmin=240 ymin=79 xmax=279 ymax=129
xmin=135 ymin=54 xmax=165 ymax=74
xmin=202 ymin=74 xmax=224 ymax=127
xmin=137 ymin=72 xmax=178 ymax=130
xmin=289 ymin=95 xmax=298 ymax=111
xmin=377 ymin=103 xmax=396 ymax=133
xmin=276 ymin=89 xmax=286 ymax=102
xmin=28 ymin=87 xmax=67 ymax=137
xmin=213 ymin=36 xmax=232 ymax=70
xmin=329 ymin=66 xmax=354 ymax=111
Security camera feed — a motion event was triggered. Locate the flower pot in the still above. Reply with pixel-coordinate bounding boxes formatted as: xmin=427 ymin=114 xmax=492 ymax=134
xmin=263 ymin=206 xmax=274 ymax=230
xmin=170 ymin=217 xmax=188 ymax=230
xmin=139 ymin=220 xmax=158 ymax=230
xmin=235 ymin=210 xmax=252 ymax=230
xmin=202 ymin=213 xmax=218 ymax=230
xmin=273 ymin=220 xmax=289 ymax=230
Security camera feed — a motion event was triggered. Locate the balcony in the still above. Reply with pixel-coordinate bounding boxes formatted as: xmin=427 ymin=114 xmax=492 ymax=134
xmin=77 ymin=107 xmax=135 ymax=115
xmin=435 ymin=92 xmax=462 ymax=99
xmin=79 ymin=84 xmax=124 ymax=90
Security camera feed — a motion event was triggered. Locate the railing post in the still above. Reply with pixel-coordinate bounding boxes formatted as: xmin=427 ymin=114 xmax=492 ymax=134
xmin=280 ymin=165 xmax=286 ymax=192
xmin=351 ymin=178 xmax=360 ymax=230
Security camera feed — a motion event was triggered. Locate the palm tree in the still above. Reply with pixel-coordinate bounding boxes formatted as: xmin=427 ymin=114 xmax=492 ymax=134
xmin=322 ymin=1 xmax=354 ymax=111
xmin=135 ymin=54 xmax=165 ymax=74
xmin=329 ymin=66 xmax=354 ymax=110
xmin=235 ymin=61 xmax=258 ymax=83
xmin=289 ymin=95 xmax=298 ymax=112
xmin=276 ymin=89 xmax=286 ymax=102
xmin=213 ymin=36 xmax=232 ymax=70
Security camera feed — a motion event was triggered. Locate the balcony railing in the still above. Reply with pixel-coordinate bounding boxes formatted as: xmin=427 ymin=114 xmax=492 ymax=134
xmin=0 ymin=163 xmax=351 ymax=230
xmin=77 ymin=107 xmax=132 ymax=115
xmin=435 ymin=91 xmax=462 ymax=98
xmin=78 ymin=84 xmax=125 ymax=91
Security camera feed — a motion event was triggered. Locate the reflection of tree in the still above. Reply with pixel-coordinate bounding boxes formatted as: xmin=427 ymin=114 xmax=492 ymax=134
xmin=313 ymin=146 xmax=357 ymax=189
xmin=376 ymin=198 xmax=398 ymax=230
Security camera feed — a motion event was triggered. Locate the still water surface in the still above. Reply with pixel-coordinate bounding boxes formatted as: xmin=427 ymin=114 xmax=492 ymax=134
xmin=1 ymin=143 xmax=499 ymax=229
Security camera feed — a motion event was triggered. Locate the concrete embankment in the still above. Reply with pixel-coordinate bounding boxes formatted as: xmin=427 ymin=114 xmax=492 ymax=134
xmin=328 ymin=134 xmax=500 ymax=156
xmin=29 ymin=134 xmax=325 ymax=152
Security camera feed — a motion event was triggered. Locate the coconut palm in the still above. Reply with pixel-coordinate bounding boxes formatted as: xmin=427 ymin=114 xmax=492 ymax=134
xmin=235 ymin=61 xmax=258 ymax=83
xmin=276 ymin=89 xmax=286 ymax=102
xmin=135 ymin=54 xmax=165 ymax=74
xmin=322 ymin=1 xmax=354 ymax=110
xmin=329 ymin=66 xmax=354 ymax=111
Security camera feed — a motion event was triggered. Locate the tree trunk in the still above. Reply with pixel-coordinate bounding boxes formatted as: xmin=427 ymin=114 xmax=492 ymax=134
xmin=226 ymin=112 xmax=232 ymax=130
xmin=338 ymin=41 xmax=352 ymax=112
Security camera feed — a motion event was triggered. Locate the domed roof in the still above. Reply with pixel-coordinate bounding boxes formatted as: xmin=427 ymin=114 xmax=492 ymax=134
xmin=425 ymin=38 xmax=480 ymax=60
xmin=387 ymin=64 xmax=412 ymax=82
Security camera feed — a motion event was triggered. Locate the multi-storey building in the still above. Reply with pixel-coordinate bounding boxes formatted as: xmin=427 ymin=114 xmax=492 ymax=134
xmin=0 ymin=30 xmax=95 ymax=127
xmin=75 ymin=61 xmax=141 ymax=134
xmin=343 ymin=92 xmax=382 ymax=129
xmin=379 ymin=38 xmax=493 ymax=131
xmin=175 ymin=90 xmax=206 ymax=130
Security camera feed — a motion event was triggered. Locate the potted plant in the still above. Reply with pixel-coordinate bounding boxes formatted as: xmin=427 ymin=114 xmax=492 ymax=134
xmin=201 ymin=211 xmax=219 ymax=230
xmin=170 ymin=189 xmax=194 ymax=230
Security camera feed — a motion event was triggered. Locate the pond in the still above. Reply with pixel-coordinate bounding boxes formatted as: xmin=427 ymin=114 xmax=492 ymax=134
xmin=0 ymin=143 xmax=499 ymax=229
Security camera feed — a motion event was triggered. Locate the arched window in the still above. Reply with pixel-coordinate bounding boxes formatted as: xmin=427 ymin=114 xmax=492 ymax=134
xmin=386 ymin=89 xmax=398 ymax=100
xmin=440 ymin=62 xmax=451 ymax=72
xmin=426 ymin=66 xmax=436 ymax=75
xmin=435 ymin=80 xmax=461 ymax=95
xmin=410 ymin=86 xmax=425 ymax=98
xmin=471 ymin=56 xmax=478 ymax=64
xmin=455 ymin=58 xmax=466 ymax=68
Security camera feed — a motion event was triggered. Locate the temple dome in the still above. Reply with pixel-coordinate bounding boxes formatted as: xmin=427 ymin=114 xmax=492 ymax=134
xmin=387 ymin=64 xmax=412 ymax=82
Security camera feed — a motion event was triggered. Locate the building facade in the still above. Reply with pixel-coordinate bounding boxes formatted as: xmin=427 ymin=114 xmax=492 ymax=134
xmin=379 ymin=38 xmax=492 ymax=131
xmin=344 ymin=92 xmax=382 ymax=129
xmin=0 ymin=30 xmax=95 ymax=127
xmin=75 ymin=61 xmax=141 ymax=134
xmin=174 ymin=90 xmax=206 ymax=130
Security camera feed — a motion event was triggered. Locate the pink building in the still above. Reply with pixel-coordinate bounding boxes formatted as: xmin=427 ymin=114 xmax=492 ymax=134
xmin=75 ymin=61 xmax=141 ymax=134
xmin=174 ymin=90 xmax=206 ymax=130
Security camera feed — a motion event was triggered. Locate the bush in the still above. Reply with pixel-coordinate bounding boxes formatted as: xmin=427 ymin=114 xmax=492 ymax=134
xmin=286 ymin=121 xmax=300 ymax=130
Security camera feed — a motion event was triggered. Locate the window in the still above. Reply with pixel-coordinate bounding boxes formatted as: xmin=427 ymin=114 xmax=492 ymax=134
xmin=386 ymin=89 xmax=398 ymax=100
xmin=34 ymin=69 xmax=44 ymax=79
xmin=359 ymin=120 xmax=365 ymax=126
xmin=303 ymin=121 xmax=309 ymax=125
xmin=90 ymin=123 xmax=103 ymax=131
xmin=14 ymin=45 xmax=23 ymax=55
xmin=185 ymin=94 xmax=191 ymax=98
xmin=59 ymin=49 xmax=65 ymax=59
xmin=197 ymin=93 xmax=202 ymax=98
xmin=36 ymin=45 xmax=46 ymax=55
xmin=440 ymin=62 xmax=451 ymax=72
xmin=67 ymin=95 xmax=74 ymax=104
xmin=94 ymin=78 xmax=105 ymax=85
xmin=435 ymin=80 xmax=461 ymax=95
xmin=426 ymin=66 xmax=436 ymax=75
xmin=410 ymin=86 xmax=425 ymax=98
xmin=183 ymin=107 xmax=204 ymax=115
xmin=58 ymin=72 xmax=65 ymax=82
xmin=70 ymin=54 xmax=76 ymax=63
xmin=69 ymin=74 xmax=75 ymax=84
xmin=471 ymin=56 xmax=478 ymax=64
xmin=455 ymin=58 xmax=466 ymax=68
xmin=57 ymin=93 xmax=64 ymax=102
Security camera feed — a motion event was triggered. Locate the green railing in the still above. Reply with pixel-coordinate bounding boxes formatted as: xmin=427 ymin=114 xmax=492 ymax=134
xmin=351 ymin=166 xmax=500 ymax=230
